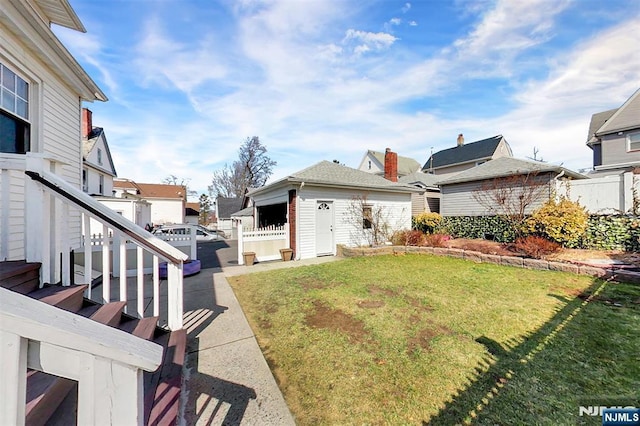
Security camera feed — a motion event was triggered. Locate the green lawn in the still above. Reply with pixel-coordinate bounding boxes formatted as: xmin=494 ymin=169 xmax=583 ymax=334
xmin=228 ymin=254 xmax=640 ymax=425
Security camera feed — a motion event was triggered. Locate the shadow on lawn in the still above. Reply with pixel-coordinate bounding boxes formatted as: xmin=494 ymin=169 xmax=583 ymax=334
xmin=425 ymin=277 xmax=628 ymax=425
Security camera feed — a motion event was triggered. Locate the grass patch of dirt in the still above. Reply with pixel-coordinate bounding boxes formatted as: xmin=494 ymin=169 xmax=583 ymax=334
xmin=305 ymin=300 xmax=369 ymax=344
xmin=229 ymin=255 xmax=639 ymax=425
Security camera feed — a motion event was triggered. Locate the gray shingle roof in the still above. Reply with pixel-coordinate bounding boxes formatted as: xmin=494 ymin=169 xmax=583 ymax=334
xmin=594 ymin=88 xmax=640 ymax=136
xmin=249 ymin=160 xmax=423 ymax=196
xmin=398 ymin=171 xmax=441 ymax=188
xmin=423 ymin=135 xmax=505 ymax=170
xmin=437 ymin=157 xmax=588 ymax=185
xmin=368 ymin=150 xmax=420 ymax=176
xmin=216 ymin=197 xmax=244 ymax=219
xmin=587 ymin=109 xmax=617 ymax=144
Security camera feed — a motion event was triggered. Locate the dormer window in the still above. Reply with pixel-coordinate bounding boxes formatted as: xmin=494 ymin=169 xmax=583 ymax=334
xmin=0 ymin=62 xmax=30 ymax=154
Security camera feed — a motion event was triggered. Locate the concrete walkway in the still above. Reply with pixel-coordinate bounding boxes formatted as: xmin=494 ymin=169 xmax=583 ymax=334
xmin=181 ymin=256 xmax=339 ymax=425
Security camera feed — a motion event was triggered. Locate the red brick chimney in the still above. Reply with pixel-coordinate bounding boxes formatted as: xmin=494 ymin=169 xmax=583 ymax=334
xmin=384 ymin=148 xmax=398 ymax=182
xmin=457 ymin=133 xmax=464 ymax=147
xmin=81 ymin=108 xmax=93 ymax=139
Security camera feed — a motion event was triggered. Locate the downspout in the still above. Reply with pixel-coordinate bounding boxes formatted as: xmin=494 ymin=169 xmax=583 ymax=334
xmin=297 ymin=183 xmax=304 ymax=260
xmin=553 ymin=170 xmax=566 ymax=200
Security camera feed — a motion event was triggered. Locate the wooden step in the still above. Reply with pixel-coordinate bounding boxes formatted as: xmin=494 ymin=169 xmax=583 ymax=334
xmin=26 ymin=371 xmax=75 ymax=426
xmin=89 ymin=301 xmax=127 ymax=327
xmin=0 ymin=261 xmax=41 ymax=294
xmin=27 ymin=285 xmax=88 ymax=313
xmin=132 ymin=317 xmax=160 ymax=341
xmin=145 ymin=329 xmax=187 ymax=426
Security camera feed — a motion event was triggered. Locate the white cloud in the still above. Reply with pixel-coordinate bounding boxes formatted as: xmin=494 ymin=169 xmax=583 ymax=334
xmin=343 ymin=29 xmax=398 ymax=53
xmin=401 ymin=3 xmax=411 ymax=13
xmin=409 ymin=20 xmax=418 ymax=26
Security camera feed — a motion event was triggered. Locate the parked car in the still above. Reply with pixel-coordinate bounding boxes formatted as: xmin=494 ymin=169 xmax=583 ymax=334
xmin=153 ymin=224 xmax=221 ymax=241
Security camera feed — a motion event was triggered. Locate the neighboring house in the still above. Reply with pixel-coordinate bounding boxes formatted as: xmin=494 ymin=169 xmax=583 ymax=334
xmin=438 ymin=157 xmax=587 ymax=217
xmin=398 ymin=171 xmax=441 ymax=215
xmin=90 ymin=195 xmax=152 ymax=230
xmin=114 ymin=179 xmax=186 ymax=225
xmin=422 ymin=134 xmax=513 ymax=176
xmin=1 ymin=1 xmax=187 ymax=424
xmin=185 ymin=202 xmax=200 ymax=225
xmin=216 ymin=197 xmax=244 ymax=236
xmin=358 ymin=149 xmax=421 ymax=177
xmin=81 ymin=108 xmax=116 ymax=196
xmin=586 ymin=88 xmax=640 ymax=175
xmin=247 ymin=156 xmax=422 ymax=260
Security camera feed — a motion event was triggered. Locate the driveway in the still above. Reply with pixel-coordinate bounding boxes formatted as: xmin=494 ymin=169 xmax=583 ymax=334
xmin=196 ymin=239 xmax=238 ymax=269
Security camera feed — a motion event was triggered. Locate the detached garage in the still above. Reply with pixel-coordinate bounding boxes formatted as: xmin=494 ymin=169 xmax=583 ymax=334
xmin=247 ymin=160 xmax=422 ymax=260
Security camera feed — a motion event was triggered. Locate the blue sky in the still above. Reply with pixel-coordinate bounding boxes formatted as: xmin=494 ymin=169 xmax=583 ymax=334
xmin=54 ymin=0 xmax=640 ymax=198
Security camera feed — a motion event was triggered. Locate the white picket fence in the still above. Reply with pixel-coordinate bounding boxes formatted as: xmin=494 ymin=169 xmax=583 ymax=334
xmin=237 ymin=224 xmax=290 ymax=264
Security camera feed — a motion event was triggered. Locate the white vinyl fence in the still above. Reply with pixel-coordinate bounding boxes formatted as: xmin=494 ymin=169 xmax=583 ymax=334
xmin=558 ymin=172 xmax=639 ymax=214
xmin=237 ymin=224 xmax=289 ymax=265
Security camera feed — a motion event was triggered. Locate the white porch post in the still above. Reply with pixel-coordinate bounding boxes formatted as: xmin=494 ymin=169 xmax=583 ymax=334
xmin=166 ymin=262 xmax=184 ymax=330
xmin=237 ymin=222 xmax=244 ymax=265
xmin=189 ymin=225 xmax=197 ymax=260
xmin=78 ymin=355 xmax=143 ymax=426
xmin=0 ymin=331 xmax=27 ymax=426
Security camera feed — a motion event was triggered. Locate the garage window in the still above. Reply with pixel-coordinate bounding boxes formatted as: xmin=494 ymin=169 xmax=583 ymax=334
xmin=363 ymin=204 xmax=373 ymax=229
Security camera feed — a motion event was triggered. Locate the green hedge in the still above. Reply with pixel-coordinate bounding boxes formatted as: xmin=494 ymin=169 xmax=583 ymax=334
xmin=440 ymin=216 xmax=516 ymax=243
xmin=438 ymin=214 xmax=640 ymax=251
xmin=582 ymin=215 xmax=640 ymax=251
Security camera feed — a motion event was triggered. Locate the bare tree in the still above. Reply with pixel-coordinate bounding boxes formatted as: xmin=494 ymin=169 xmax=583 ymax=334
xmin=210 ymin=136 xmax=277 ymax=198
xmin=472 ymin=173 xmax=551 ymax=237
xmin=162 ymin=175 xmax=197 ymax=199
xmin=345 ymin=194 xmax=404 ymax=246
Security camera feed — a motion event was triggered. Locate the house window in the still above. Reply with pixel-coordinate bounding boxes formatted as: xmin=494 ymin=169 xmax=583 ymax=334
xmin=368 ymin=160 xmax=372 ymax=170
xmin=627 ymin=133 xmax=640 ymax=152
xmin=363 ymin=204 xmax=373 ymax=229
xmin=99 ymin=174 xmax=104 ymax=195
xmin=0 ymin=62 xmax=30 ymax=154
xmin=97 ymin=148 xmax=103 ymax=165
xmin=82 ymin=168 xmax=88 ymax=192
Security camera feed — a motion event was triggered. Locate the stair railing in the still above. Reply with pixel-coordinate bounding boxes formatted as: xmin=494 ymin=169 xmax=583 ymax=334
xmin=0 ymin=287 xmax=162 ymax=426
xmin=1 ymin=154 xmax=188 ymax=330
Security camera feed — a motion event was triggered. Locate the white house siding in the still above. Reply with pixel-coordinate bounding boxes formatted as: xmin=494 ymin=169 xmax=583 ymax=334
xmin=149 ymin=199 xmax=185 ymax=225
xmin=0 ymin=168 xmax=26 ymax=260
xmin=296 ymin=186 xmax=412 ymax=259
xmin=1 ymin=16 xmax=86 ymax=257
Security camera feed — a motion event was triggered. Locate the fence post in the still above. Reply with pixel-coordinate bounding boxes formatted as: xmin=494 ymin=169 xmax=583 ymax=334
xmin=238 ymin=222 xmax=244 ymax=265
xmin=623 ymin=172 xmax=633 ymax=213
xmin=167 ymin=262 xmax=184 ymax=330
xmin=190 ymin=225 xmax=197 ymax=259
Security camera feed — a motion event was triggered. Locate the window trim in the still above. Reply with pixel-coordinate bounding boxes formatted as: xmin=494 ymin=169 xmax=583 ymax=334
xmin=0 ymin=60 xmax=32 ymax=154
xmin=626 ymin=132 xmax=640 ymax=152
xmin=362 ymin=204 xmax=373 ymax=229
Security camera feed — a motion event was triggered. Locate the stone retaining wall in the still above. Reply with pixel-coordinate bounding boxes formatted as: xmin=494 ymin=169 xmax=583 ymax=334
xmin=336 ymin=245 xmax=640 ymax=284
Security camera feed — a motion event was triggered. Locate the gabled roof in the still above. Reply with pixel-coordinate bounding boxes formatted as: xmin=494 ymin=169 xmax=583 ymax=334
xmin=586 ymin=109 xmax=618 ymax=145
xmin=35 ymin=0 xmax=86 ymax=32
xmin=366 ymin=150 xmax=421 ymax=176
xmin=217 ymin=197 xmax=244 ymax=219
xmin=437 ymin=157 xmax=588 ymax=186
xmin=249 ymin=160 xmax=423 ymax=197
xmin=423 ymin=135 xmax=505 ymax=170
xmin=113 ymin=181 xmax=186 ymax=200
xmin=594 ymin=88 xmax=640 ymax=137
xmin=82 ymin=128 xmax=117 ymax=176
xmin=398 ymin=171 xmax=441 ymax=189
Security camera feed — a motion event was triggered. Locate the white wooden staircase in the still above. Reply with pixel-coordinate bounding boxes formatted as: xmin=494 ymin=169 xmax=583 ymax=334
xmin=1 ymin=260 xmax=186 ymax=425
